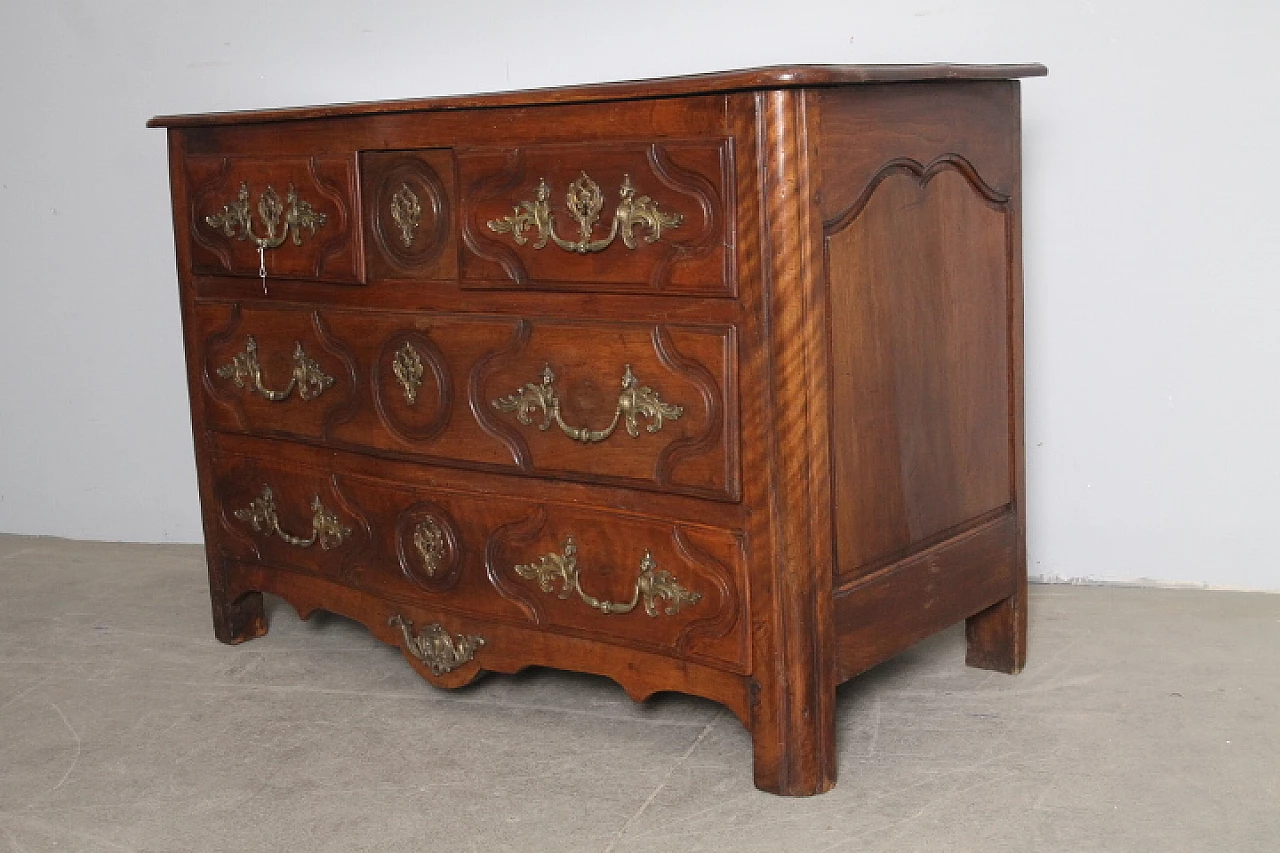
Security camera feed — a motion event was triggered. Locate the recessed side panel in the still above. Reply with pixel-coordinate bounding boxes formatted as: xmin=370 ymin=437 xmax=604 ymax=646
xmin=818 ymin=84 xmax=1018 ymax=583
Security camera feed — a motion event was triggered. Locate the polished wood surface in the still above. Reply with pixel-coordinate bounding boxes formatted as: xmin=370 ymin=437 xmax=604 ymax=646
xmin=154 ymin=64 xmax=1040 ymax=796
xmin=149 ymin=64 xmax=1046 ymax=127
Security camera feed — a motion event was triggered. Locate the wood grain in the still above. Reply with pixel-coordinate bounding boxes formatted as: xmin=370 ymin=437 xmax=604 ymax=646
xmin=149 ymin=64 xmax=1045 ymax=128
xmin=154 ymin=66 xmax=1039 ymax=795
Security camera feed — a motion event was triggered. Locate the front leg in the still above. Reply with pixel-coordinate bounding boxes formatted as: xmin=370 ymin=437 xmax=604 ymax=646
xmin=749 ymin=675 xmax=837 ymax=796
xmin=209 ymin=560 xmax=268 ymax=645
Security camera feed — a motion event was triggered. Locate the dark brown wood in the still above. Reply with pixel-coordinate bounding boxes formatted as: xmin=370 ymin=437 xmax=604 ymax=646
xmin=967 ymin=84 xmax=1029 ymax=676
xmin=832 ymin=512 xmax=1019 ymax=680
xmin=191 ymin=303 xmax=738 ymax=500
xmin=742 ymin=88 xmax=838 ymax=796
xmin=185 ymin=155 xmax=362 ymax=283
xmin=361 ymin=149 xmax=458 ymax=281
xmin=209 ymin=447 xmax=749 ymax=671
xmin=153 ymin=64 xmax=1038 ymax=796
xmin=226 ymin=561 xmax=752 ymax=721
xmin=459 ymin=140 xmax=734 ymax=296
xmin=813 ymin=80 xmax=1030 ymax=681
xmin=148 ymin=64 xmax=1046 ymax=128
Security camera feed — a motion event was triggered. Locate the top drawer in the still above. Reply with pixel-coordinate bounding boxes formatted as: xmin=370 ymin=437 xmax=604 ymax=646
xmin=181 ymin=129 xmax=734 ymax=295
xmin=186 ymin=155 xmax=362 ymax=284
xmin=459 ymin=140 xmax=734 ymax=296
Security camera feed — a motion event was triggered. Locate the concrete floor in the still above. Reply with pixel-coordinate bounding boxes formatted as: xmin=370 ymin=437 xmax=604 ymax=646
xmin=0 ymin=535 xmax=1276 ymax=852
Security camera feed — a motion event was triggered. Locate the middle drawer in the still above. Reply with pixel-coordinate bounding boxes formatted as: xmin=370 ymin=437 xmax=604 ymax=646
xmin=194 ymin=303 xmax=739 ymax=501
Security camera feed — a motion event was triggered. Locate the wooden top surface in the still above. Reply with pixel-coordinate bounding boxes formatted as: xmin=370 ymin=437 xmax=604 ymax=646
xmin=147 ymin=64 xmax=1046 ymax=128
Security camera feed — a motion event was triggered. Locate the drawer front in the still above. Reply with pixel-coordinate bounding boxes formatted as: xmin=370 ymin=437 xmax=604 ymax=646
xmin=186 ymin=155 xmax=361 ymax=284
xmin=195 ymin=303 xmax=739 ymax=500
xmin=210 ymin=451 xmax=749 ymax=672
xmin=360 ymin=149 xmax=457 ymax=282
xmin=459 ymin=140 xmax=734 ymax=296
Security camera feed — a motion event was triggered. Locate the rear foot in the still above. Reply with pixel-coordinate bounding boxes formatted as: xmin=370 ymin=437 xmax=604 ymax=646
xmin=965 ymin=590 xmax=1026 ymax=674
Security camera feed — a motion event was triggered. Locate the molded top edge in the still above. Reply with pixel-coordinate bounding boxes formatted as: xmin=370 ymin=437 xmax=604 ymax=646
xmin=147 ymin=63 xmax=1047 ymax=128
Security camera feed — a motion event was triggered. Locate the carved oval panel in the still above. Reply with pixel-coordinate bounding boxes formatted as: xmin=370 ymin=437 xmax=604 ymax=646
xmin=394 ymin=502 xmax=462 ymax=591
xmin=371 ymin=329 xmax=452 ymax=444
xmin=362 ymin=150 xmax=456 ymax=279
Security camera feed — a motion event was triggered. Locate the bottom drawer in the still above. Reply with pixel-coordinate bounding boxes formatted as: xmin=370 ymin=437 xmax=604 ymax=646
xmin=208 ymin=449 xmax=749 ymax=673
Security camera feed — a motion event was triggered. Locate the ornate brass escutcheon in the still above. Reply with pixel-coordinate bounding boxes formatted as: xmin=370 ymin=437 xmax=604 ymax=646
xmin=389 ymin=182 xmax=421 ymax=248
xmin=389 ymin=616 xmax=484 ymax=675
xmin=514 ymin=535 xmax=701 ymax=617
xmin=412 ymin=517 xmax=447 ymax=577
xmin=217 ymin=336 xmax=334 ymax=402
xmin=206 ymin=182 xmax=327 ymax=249
xmin=233 ymin=485 xmax=351 ymax=550
xmin=391 ymin=342 xmax=424 ymax=405
xmin=486 ymin=172 xmax=681 ymax=254
xmin=492 ymin=364 xmax=682 ymax=444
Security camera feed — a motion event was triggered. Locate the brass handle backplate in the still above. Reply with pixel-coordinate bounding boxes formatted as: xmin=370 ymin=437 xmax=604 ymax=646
xmin=392 ymin=342 xmax=424 ymax=405
xmin=217 ymin=336 xmax=334 ymax=402
xmin=390 ymin=183 xmax=421 ymax=248
xmin=206 ymin=181 xmax=326 ymax=249
xmin=233 ymin=485 xmax=351 ymax=550
xmin=389 ymin=616 xmax=484 ymax=675
xmin=486 ymin=172 xmax=681 ymax=254
xmin=514 ymin=535 xmax=701 ymax=617
xmin=491 ymin=364 xmax=682 ymax=444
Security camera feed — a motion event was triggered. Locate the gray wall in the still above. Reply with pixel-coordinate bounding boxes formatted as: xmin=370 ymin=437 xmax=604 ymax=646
xmin=1 ymin=1 xmax=1276 ymax=589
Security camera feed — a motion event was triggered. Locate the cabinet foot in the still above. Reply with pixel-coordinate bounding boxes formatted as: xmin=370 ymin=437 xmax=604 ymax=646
xmin=749 ymin=686 xmax=837 ymax=796
xmin=212 ymin=590 xmax=268 ymax=645
xmin=965 ymin=585 xmax=1026 ymax=674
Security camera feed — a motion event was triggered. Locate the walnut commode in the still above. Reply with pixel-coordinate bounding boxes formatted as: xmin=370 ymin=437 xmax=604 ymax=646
xmin=150 ymin=64 xmax=1044 ymax=795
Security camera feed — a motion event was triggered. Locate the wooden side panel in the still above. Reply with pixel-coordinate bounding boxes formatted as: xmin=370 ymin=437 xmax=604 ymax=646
xmin=833 ymin=512 xmax=1018 ymax=680
xmin=816 ymin=83 xmax=1018 ymax=584
xmin=826 ymin=166 xmax=1011 ymax=578
xmin=813 ymin=82 xmax=1020 ymax=220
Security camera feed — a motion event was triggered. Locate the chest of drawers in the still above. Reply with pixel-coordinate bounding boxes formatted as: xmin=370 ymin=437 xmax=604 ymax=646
xmin=151 ymin=64 xmax=1044 ymax=795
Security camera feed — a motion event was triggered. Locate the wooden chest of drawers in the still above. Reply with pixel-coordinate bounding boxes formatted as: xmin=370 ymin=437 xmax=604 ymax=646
xmin=150 ymin=64 xmax=1045 ymax=795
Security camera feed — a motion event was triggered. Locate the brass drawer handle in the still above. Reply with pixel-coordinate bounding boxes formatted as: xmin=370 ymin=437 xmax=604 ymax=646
xmin=217 ymin=336 xmax=334 ymax=402
xmin=492 ymin=364 xmax=682 ymax=444
xmin=233 ymin=485 xmax=352 ymax=550
xmin=389 ymin=616 xmax=484 ymax=675
xmin=206 ymin=182 xmax=326 ymax=249
xmin=514 ymin=536 xmax=701 ymax=617
xmin=486 ymin=172 xmax=681 ymax=255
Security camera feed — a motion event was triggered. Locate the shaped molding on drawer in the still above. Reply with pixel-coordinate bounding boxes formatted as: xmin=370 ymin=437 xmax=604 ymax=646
xmin=210 ymin=449 xmax=749 ymax=673
xmin=459 ymin=140 xmax=734 ymax=295
xmin=473 ymin=319 xmax=739 ymax=501
xmin=186 ymin=155 xmax=362 ymax=284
